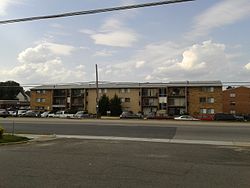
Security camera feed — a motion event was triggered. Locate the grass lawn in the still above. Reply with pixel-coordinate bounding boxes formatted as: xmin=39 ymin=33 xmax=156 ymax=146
xmin=0 ymin=134 xmax=30 ymax=144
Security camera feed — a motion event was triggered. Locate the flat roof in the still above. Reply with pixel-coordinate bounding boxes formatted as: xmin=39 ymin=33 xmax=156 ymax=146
xmin=31 ymin=81 xmax=222 ymax=90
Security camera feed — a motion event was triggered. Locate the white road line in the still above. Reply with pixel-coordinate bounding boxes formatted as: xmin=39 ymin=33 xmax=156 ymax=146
xmin=55 ymin=134 xmax=250 ymax=147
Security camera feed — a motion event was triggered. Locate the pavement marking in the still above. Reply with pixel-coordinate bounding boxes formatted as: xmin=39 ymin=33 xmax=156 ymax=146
xmin=55 ymin=134 xmax=250 ymax=147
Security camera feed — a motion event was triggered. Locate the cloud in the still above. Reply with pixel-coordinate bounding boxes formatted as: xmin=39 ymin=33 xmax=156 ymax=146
xmin=91 ymin=30 xmax=137 ymax=47
xmin=0 ymin=0 xmax=13 ymax=15
xmin=99 ymin=40 xmax=248 ymax=82
xmin=0 ymin=42 xmax=85 ymax=83
xmin=135 ymin=61 xmax=145 ymax=68
xmin=187 ymin=0 xmax=250 ymax=38
xmin=93 ymin=50 xmax=115 ymax=57
xmin=82 ymin=18 xmax=138 ymax=47
xmin=245 ymin=63 xmax=250 ymax=70
xmin=18 ymin=42 xmax=75 ymax=63
xmin=0 ymin=0 xmax=22 ymax=16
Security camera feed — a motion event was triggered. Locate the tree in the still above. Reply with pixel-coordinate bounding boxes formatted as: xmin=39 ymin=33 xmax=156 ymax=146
xmin=109 ymin=94 xmax=122 ymax=116
xmin=0 ymin=81 xmax=23 ymax=100
xmin=98 ymin=95 xmax=110 ymax=116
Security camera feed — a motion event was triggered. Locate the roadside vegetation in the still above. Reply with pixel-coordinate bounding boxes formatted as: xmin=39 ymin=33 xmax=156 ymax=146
xmin=0 ymin=127 xmax=29 ymax=144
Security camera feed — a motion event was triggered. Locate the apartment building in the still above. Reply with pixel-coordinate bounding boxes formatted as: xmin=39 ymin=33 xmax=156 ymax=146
xmin=223 ymin=86 xmax=250 ymax=115
xmin=30 ymin=81 xmax=223 ymax=116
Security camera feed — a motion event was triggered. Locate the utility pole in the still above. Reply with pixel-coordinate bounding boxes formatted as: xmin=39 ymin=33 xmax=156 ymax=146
xmin=95 ymin=64 xmax=99 ymax=118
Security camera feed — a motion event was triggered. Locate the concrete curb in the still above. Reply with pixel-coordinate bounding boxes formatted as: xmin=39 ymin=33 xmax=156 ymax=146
xmin=0 ymin=134 xmax=57 ymax=146
xmin=55 ymin=134 xmax=250 ymax=147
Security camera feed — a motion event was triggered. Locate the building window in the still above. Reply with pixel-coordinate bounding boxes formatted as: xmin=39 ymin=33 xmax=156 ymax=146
xmin=200 ymin=97 xmax=206 ymax=103
xmin=230 ymin=93 xmax=236 ymax=98
xmin=230 ymin=101 xmax=236 ymax=106
xmin=208 ymin=87 xmax=214 ymax=92
xmin=207 ymin=109 xmax=215 ymax=114
xmin=36 ymin=90 xmax=46 ymax=94
xmin=125 ymin=98 xmax=130 ymax=102
xmin=200 ymin=108 xmax=207 ymax=114
xmin=230 ymin=110 xmax=236 ymax=114
xmin=207 ymin=97 xmax=215 ymax=103
xmin=36 ymin=98 xmax=45 ymax=103
xmin=121 ymin=98 xmax=125 ymax=103
xmin=201 ymin=87 xmax=214 ymax=92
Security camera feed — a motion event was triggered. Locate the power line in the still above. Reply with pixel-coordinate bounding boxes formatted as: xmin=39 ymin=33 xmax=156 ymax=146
xmin=0 ymin=0 xmax=195 ymax=25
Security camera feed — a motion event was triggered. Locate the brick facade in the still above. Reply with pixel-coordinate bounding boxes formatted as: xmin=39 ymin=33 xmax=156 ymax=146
xmin=188 ymin=86 xmax=223 ymax=115
xmin=223 ymin=87 xmax=250 ymax=115
xmin=30 ymin=81 xmax=223 ymax=116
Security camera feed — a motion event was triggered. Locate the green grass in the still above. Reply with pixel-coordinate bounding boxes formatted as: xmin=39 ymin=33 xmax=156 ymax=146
xmin=0 ymin=135 xmax=30 ymax=144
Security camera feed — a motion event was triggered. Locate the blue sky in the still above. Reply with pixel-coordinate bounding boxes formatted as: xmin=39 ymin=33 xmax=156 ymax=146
xmin=0 ymin=0 xmax=250 ymax=85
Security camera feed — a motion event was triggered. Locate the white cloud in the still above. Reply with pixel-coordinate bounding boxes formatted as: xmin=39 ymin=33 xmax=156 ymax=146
xmin=91 ymin=30 xmax=137 ymax=47
xmin=99 ymin=40 xmax=248 ymax=82
xmin=187 ymin=0 xmax=250 ymax=38
xmin=245 ymin=63 xmax=250 ymax=70
xmin=135 ymin=61 xmax=145 ymax=68
xmin=0 ymin=0 xmax=13 ymax=15
xmin=82 ymin=18 xmax=138 ymax=47
xmin=0 ymin=42 xmax=85 ymax=83
xmin=93 ymin=50 xmax=115 ymax=57
xmin=18 ymin=42 xmax=75 ymax=63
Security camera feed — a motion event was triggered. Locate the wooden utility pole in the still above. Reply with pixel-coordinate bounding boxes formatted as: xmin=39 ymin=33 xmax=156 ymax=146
xmin=95 ymin=64 xmax=99 ymax=117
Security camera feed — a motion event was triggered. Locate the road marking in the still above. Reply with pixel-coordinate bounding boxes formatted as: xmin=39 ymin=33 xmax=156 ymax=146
xmin=55 ymin=134 xmax=250 ymax=147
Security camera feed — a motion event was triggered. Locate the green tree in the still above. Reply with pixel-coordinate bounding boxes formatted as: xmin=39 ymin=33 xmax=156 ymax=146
xmin=110 ymin=94 xmax=122 ymax=116
xmin=0 ymin=81 xmax=23 ymax=100
xmin=98 ymin=95 xmax=110 ymax=116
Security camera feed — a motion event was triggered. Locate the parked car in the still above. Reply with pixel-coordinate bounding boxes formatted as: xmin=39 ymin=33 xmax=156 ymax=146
xmin=146 ymin=112 xmax=173 ymax=120
xmin=233 ymin=115 xmax=245 ymax=121
xmin=120 ymin=111 xmax=142 ymax=119
xmin=74 ymin=111 xmax=89 ymax=119
xmin=40 ymin=111 xmax=50 ymax=118
xmin=21 ymin=110 xmax=38 ymax=117
xmin=193 ymin=114 xmax=214 ymax=121
xmin=17 ymin=110 xmax=27 ymax=117
xmin=0 ymin=109 xmax=10 ymax=118
xmin=214 ymin=113 xmax=236 ymax=121
xmin=174 ymin=115 xmax=199 ymax=121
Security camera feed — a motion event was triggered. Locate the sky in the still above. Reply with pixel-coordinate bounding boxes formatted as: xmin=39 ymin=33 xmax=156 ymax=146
xmin=0 ymin=0 xmax=250 ymax=86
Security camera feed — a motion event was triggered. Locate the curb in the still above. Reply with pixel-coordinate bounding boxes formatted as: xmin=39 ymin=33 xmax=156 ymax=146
xmin=0 ymin=134 xmax=57 ymax=146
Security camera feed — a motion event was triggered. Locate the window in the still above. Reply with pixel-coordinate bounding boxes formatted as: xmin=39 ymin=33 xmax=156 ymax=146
xmin=200 ymin=108 xmax=207 ymax=114
xmin=121 ymin=98 xmax=125 ymax=103
xmin=230 ymin=101 xmax=236 ymax=106
xmin=98 ymin=89 xmax=102 ymax=94
xmin=201 ymin=87 xmax=214 ymax=92
xmin=36 ymin=98 xmax=45 ymax=103
xmin=207 ymin=109 xmax=215 ymax=114
xmin=207 ymin=97 xmax=214 ymax=103
xmin=230 ymin=93 xmax=236 ymax=98
xmin=125 ymin=98 xmax=130 ymax=102
xmin=208 ymin=87 xmax=214 ymax=92
xmin=200 ymin=97 xmax=206 ymax=103
xmin=230 ymin=110 xmax=236 ymax=114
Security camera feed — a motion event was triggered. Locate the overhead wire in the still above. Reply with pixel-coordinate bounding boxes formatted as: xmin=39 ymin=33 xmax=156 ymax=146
xmin=0 ymin=0 xmax=194 ymax=25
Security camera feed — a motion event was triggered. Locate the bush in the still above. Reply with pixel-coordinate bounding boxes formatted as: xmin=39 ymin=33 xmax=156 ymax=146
xmin=0 ymin=127 xmax=4 ymax=139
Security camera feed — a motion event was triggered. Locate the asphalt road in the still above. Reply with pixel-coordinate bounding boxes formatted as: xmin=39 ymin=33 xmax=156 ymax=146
xmin=1 ymin=138 xmax=250 ymax=188
xmin=1 ymin=118 xmax=250 ymax=143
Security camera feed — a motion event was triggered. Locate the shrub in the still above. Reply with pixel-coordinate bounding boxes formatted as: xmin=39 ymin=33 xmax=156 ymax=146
xmin=0 ymin=127 xmax=4 ymax=139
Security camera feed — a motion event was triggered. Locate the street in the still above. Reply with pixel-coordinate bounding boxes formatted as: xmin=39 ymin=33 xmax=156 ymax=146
xmin=1 ymin=138 xmax=250 ymax=188
xmin=1 ymin=118 xmax=250 ymax=187
xmin=1 ymin=118 xmax=250 ymax=143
